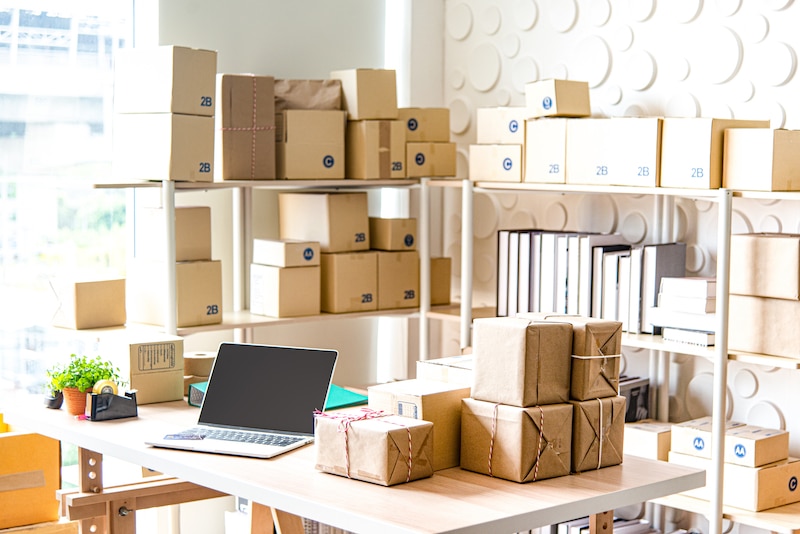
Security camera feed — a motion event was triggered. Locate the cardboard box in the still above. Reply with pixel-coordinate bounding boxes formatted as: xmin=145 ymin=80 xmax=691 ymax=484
xmin=460 ymin=398 xmax=573 ymax=483
xmin=345 ymin=120 xmax=406 ymax=179
xmin=0 ymin=430 xmax=60 ymax=529
xmin=274 ymin=79 xmax=342 ymax=111
xmin=518 ymin=314 xmax=622 ymax=400
xmin=126 ymin=259 xmax=222 ymax=328
xmin=468 ymin=144 xmax=523 ymax=183
xmin=368 ymin=379 xmax=471 ymax=470
xmin=276 ymin=110 xmax=346 ymax=180
xmin=250 ymin=264 xmax=320 ymax=317
xmin=51 ymin=278 xmax=126 ymax=330
xmin=566 ymin=118 xmax=661 ymax=187
xmin=730 ymin=233 xmax=800 ymax=300
xmin=660 ymin=118 xmax=770 ymax=189
xmin=669 ymin=451 xmax=800 ymax=511
xmin=729 ymin=294 xmax=800 ymax=358
xmin=135 ymin=206 xmax=212 ymax=262
xmin=570 ymin=396 xmax=626 ymax=472
xmin=670 ymin=416 xmax=746 ymax=459
xmin=624 ymin=420 xmax=671 ymax=462
xmin=376 ymin=251 xmax=419 ymax=310
xmin=214 ymin=74 xmax=276 ymax=180
xmin=472 ymin=317 xmax=572 ymax=407
xmin=278 ymin=192 xmax=370 ymax=253
xmin=320 ymin=251 xmax=377 ymax=313
xmin=329 ymin=69 xmax=398 ymax=120
xmin=431 ymin=256 xmax=452 ymax=306
xmin=369 ymin=217 xmax=416 ymax=251
xmin=415 ymin=354 xmax=473 ymax=385
xmin=406 ymin=142 xmax=456 ymax=178
xmin=525 ymin=118 xmax=567 ymax=184
xmin=477 ymin=107 xmax=527 ymax=144
xmin=524 ymin=79 xmax=591 ymax=118
xmin=102 ymin=333 xmax=184 ymax=405
xmin=113 ymin=113 xmax=214 ymax=182
xmin=724 ymin=128 xmax=800 ymax=191
xmin=397 ymin=107 xmax=450 ymax=142
xmin=314 ymin=413 xmax=433 ymax=486
xmin=113 ymin=45 xmax=217 ymax=116
xmin=252 ymin=238 xmax=320 ymax=268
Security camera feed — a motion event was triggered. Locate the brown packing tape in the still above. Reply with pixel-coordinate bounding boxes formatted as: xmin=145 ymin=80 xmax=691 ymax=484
xmin=379 ymin=120 xmax=390 ymax=178
xmin=0 ymin=470 xmax=45 ymax=492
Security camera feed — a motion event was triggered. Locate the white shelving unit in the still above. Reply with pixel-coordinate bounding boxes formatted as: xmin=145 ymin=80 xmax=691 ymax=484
xmin=96 ymin=177 xmax=443 ymax=361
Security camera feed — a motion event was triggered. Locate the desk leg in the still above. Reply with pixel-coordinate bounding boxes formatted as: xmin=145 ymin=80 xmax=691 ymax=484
xmin=78 ymin=447 xmax=109 ymax=534
xmin=251 ymin=503 xmax=305 ymax=534
xmin=589 ymin=511 xmax=614 ymax=534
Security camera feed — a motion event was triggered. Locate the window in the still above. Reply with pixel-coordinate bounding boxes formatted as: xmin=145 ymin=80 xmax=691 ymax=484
xmin=0 ymin=3 xmax=133 ymax=394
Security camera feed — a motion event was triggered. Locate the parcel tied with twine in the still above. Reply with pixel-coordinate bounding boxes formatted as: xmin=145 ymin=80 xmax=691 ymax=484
xmin=314 ymin=408 xmax=434 ymax=486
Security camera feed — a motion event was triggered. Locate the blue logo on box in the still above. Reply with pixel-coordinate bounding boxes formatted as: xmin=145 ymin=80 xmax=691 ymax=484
xmin=693 ymin=437 xmax=705 ymax=451
xmin=303 ymin=248 xmax=314 ymax=261
xmin=407 ymin=118 xmax=418 ymax=131
xmin=542 ymin=96 xmax=553 ymax=110
xmin=404 ymin=234 xmax=414 ymax=247
xmin=509 ymin=120 xmax=519 ymax=133
xmin=415 ymin=153 xmax=425 ymax=166
xmin=503 ymin=157 xmax=513 ymax=171
xmin=734 ymin=444 xmax=746 ymax=458
xmin=323 ymin=155 xmax=335 ymax=168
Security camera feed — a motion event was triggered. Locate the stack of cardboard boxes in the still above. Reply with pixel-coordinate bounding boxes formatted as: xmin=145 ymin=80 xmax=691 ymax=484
xmin=249 ymin=238 xmax=321 ymax=317
xmin=397 ymin=107 xmax=456 ymax=178
xmin=469 ymin=106 xmax=527 ymax=182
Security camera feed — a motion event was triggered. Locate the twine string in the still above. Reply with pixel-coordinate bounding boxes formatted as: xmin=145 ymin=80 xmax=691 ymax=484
xmin=314 ymin=408 xmax=386 ymax=478
xmin=488 ymin=403 xmax=500 ymax=477
xmin=596 ymin=398 xmax=604 ymax=470
xmin=533 ymin=405 xmax=544 ymax=482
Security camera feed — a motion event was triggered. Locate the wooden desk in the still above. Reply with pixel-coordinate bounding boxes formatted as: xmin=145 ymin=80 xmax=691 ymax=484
xmin=3 ymin=394 xmax=705 ymax=534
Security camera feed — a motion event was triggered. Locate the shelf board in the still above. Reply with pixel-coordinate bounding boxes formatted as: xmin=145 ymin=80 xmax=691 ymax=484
xmin=474 ymin=181 xmax=725 ymax=198
xmin=426 ymin=304 xmax=496 ymax=322
xmin=622 ymin=333 xmax=717 ymax=358
xmin=732 ymin=190 xmax=800 ymax=201
xmin=727 ymin=350 xmax=800 ymax=369
xmin=653 ymin=493 xmax=800 ymax=534
xmin=94 ymin=179 xmax=420 ymax=190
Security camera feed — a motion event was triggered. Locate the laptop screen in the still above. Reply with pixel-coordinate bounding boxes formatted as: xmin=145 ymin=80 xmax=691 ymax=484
xmin=198 ymin=343 xmax=338 ymax=435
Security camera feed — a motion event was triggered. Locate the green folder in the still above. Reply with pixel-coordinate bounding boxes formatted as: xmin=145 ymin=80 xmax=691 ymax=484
xmin=187 ymin=381 xmax=367 ymax=410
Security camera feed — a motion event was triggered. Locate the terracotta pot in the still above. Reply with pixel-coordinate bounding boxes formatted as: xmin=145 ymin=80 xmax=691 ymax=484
xmin=62 ymin=387 xmax=89 ymax=416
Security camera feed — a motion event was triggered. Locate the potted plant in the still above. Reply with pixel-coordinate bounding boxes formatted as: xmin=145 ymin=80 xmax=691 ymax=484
xmin=46 ymin=354 xmax=124 ymax=415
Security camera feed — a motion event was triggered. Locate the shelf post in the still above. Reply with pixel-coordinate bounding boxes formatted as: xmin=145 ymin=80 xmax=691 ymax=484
xmin=460 ymin=178 xmax=473 ymax=350
xmin=163 ymin=180 xmax=177 ymax=336
xmin=708 ymin=189 xmax=732 ymax=534
xmin=419 ymin=178 xmax=431 ymax=360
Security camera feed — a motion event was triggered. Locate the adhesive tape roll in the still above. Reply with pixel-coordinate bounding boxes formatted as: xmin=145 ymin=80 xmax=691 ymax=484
xmin=184 ymin=351 xmax=216 ymax=377
xmin=93 ymin=379 xmax=119 ymax=395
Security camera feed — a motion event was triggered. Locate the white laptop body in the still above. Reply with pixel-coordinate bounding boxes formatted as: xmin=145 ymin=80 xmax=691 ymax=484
xmin=145 ymin=342 xmax=337 ymax=459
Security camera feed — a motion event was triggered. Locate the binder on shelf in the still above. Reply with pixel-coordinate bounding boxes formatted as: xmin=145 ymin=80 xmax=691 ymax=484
xmin=627 ymin=246 xmax=644 ymax=333
xmin=639 ymin=242 xmax=687 ymax=334
xmin=591 ymin=244 xmax=631 ymax=318
xmin=577 ymin=233 xmax=627 ymax=317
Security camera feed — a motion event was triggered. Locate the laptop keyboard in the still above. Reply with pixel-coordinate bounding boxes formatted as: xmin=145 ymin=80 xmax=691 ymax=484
xmin=187 ymin=428 xmax=304 ymax=447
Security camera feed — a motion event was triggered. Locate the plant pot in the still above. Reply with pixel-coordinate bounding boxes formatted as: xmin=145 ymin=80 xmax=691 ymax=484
xmin=44 ymin=390 xmax=64 ymax=409
xmin=62 ymin=387 xmax=89 ymax=416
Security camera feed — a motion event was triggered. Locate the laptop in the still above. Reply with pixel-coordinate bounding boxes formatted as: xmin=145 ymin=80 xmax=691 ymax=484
xmin=146 ymin=342 xmax=338 ymax=459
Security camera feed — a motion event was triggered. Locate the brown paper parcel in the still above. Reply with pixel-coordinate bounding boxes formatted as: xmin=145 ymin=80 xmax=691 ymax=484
xmin=274 ymin=79 xmax=342 ymax=112
xmin=570 ymin=396 xmax=626 ymax=472
xmin=314 ymin=412 xmax=433 ymax=486
xmin=215 ymin=74 xmax=276 ymax=180
xmin=460 ymin=398 xmax=572 ymax=483
xmin=518 ymin=314 xmax=622 ymax=400
xmin=472 ymin=317 xmax=572 ymax=407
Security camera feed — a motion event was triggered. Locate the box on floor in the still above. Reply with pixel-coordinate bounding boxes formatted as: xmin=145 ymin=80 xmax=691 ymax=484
xmin=214 ymin=74 xmax=276 ymax=180
xmin=471 ymin=317 xmax=572 ymax=407
xmin=314 ymin=412 xmax=433 ymax=486
xmin=0 ymin=429 xmax=61 ymax=529
xmin=50 ymin=278 xmax=126 ymax=330
xmin=570 ymin=396 xmax=626 ymax=472
xmin=368 ymin=378 xmax=471 ymax=470
xmin=460 ymin=398 xmax=573 ymax=483
xmin=113 ymin=45 xmax=217 ymax=116
xmin=275 ymin=110 xmax=346 ymax=179
xmin=396 ymin=107 xmax=450 ymax=142
xmin=279 ymin=192 xmax=370 ymax=253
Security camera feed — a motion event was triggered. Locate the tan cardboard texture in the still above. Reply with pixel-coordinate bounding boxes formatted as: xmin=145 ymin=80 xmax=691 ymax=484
xmin=623 ymin=420 xmax=671 ymax=461
xmin=345 ymin=120 xmax=406 ymax=179
xmin=274 ymin=79 xmax=342 ymax=111
xmin=314 ymin=412 xmax=433 ymax=486
xmin=460 ymin=398 xmax=572 ymax=483
xmin=472 ymin=317 xmax=572 ymax=407
xmin=215 ymin=74 xmax=276 ymax=180
xmin=730 ymin=233 xmax=800 ymax=300
xmin=570 ymin=396 xmax=626 ymax=472
xmin=729 ymin=294 xmax=800 ymax=359
xmin=517 ymin=314 xmax=622 ymax=400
